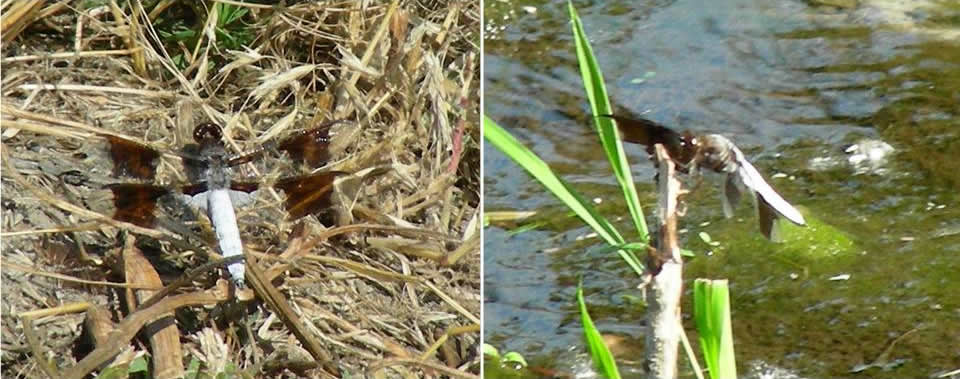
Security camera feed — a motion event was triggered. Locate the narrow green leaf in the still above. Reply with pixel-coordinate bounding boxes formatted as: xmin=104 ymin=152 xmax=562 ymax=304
xmin=577 ymin=280 xmax=621 ymax=379
xmin=569 ymin=1 xmax=649 ymax=243
xmin=484 ymin=116 xmax=644 ymax=276
xmin=694 ymin=279 xmax=738 ymax=379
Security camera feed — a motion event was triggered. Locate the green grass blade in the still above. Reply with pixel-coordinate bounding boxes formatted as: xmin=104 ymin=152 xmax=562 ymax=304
xmin=578 ymin=280 xmax=621 ymax=379
xmin=694 ymin=279 xmax=738 ymax=379
xmin=484 ymin=117 xmax=644 ymax=276
xmin=215 ymin=3 xmax=247 ymax=26
xmin=568 ymin=1 xmax=649 ymax=243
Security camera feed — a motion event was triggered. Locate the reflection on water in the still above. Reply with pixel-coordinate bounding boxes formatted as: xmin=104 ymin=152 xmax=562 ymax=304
xmin=484 ymin=0 xmax=959 ymax=378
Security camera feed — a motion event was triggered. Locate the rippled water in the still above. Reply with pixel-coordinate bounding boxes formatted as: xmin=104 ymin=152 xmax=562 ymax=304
xmin=483 ymin=0 xmax=960 ymax=378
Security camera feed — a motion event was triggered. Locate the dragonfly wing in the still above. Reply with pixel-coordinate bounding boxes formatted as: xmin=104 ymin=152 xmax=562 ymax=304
xmin=732 ymin=148 xmax=806 ymax=226
xmin=720 ymin=172 xmax=741 ymax=218
xmin=756 ymin=192 xmax=782 ymax=242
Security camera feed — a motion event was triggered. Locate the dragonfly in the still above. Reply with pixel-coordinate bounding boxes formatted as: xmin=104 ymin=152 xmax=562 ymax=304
xmin=103 ymin=119 xmax=345 ymax=284
xmin=602 ymin=114 xmax=806 ymax=241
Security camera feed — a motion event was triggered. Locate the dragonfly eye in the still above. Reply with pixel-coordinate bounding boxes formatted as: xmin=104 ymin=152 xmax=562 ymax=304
xmin=193 ymin=123 xmax=224 ymax=145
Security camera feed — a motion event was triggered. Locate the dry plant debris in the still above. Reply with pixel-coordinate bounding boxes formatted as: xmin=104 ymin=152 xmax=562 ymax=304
xmin=1 ymin=1 xmax=480 ymax=378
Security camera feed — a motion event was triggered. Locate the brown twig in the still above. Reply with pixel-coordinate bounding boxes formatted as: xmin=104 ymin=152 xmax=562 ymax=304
xmin=21 ymin=316 xmax=60 ymax=378
xmin=244 ymin=252 xmax=339 ymax=376
xmin=66 ymin=287 xmax=230 ymax=379
xmin=135 ymin=255 xmax=244 ymax=311
xmin=122 ymin=236 xmax=184 ymax=379
xmin=418 ymin=323 xmax=480 ymax=362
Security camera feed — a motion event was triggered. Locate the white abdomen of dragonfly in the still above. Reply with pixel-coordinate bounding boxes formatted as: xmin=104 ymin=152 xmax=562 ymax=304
xmin=186 ymin=138 xmax=253 ymax=285
xmin=206 ymin=188 xmax=245 ymax=283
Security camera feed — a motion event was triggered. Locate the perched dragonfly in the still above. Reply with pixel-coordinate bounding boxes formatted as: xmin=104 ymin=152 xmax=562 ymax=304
xmin=103 ymin=120 xmax=345 ymax=284
xmin=601 ymin=114 xmax=806 ymax=241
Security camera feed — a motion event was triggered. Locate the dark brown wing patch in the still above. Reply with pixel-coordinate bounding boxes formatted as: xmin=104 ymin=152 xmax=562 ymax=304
xmin=105 ymin=135 xmax=161 ymax=179
xmin=105 ymin=183 xmax=169 ymax=227
xmin=181 ymin=182 xmax=209 ymax=196
xmin=227 ymin=119 xmax=344 ymax=168
xmin=277 ymin=120 xmax=343 ymax=167
xmin=229 ymin=182 xmax=260 ymax=193
xmin=600 ymin=114 xmax=697 ymax=166
xmin=274 ymin=172 xmax=345 ymax=220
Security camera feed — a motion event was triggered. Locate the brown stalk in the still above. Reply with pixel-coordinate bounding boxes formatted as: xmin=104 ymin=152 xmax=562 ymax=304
xmin=418 ymin=323 xmax=480 ymax=363
xmin=0 ymin=0 xmax=44 ymax=43
xmin=244 ymin=252 xmax=339 ymax=376
xmin=122 ymin=236 xmax=184 ymax=379
xmin=65 ymin=286 xmax=230 ymax=379
xmin=83 ymin=305 xmax=127 ymax=370
xmin=445 ymin=225 xmax=479 ymax=266
xmin=108 ymin=1 xmax=146 ymax=77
